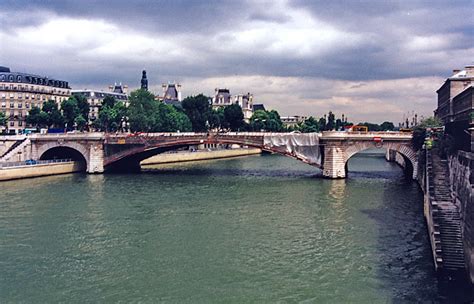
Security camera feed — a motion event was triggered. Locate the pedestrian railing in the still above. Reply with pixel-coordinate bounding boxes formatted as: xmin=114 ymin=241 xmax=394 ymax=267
xmin=0 ymin=159 xmax=74 ymax=169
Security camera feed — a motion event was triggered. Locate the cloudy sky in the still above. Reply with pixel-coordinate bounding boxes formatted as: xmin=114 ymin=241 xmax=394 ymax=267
xmin=0 ymin=0 xmax=472 ymax=123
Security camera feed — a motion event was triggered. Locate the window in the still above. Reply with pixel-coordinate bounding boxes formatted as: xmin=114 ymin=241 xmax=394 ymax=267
xmin=10 ymin=102 xmax=14 ymax=108
xmin=17 ymin=75 xmax=22 ymax=82
xmin=0 ymin=75 xmax=4 ymax=81
xmin=9 ymin=75 xmax=13 ymax=82
xmin=25 ymin=102 xmax=29 ymax=108
xmin=1 ymin=102 xmax=5 ymax=108
xmin=19 ymin=121 xmax=23 ymax=127
xmin=10 ymin=121 xmax=14 ymax=127
xmin=18 ymin=103 xmax=22 ymax=108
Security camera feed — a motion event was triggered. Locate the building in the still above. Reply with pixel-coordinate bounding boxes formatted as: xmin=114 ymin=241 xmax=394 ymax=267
xmin=0 ymin=66 xmax=71 ymax=134
xmin=233 ymin=93 xmax=253 ymax=122
xmin=72 ymin=83 xmax=128 ymax=122
xmin=281 ymin=115 xmax=307 ymax=128
xmin=252 ymin=104 xmax=266 ymax=112
xmin=212 ymin=88 xmax=232 ymax=108
xmin=158 ymin=82 xmax=182 ymax=106
xmin=435 ymin=65 xmax=474 ymax=151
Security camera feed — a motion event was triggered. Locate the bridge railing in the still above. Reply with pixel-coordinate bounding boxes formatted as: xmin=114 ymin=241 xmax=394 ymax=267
xmin=0 ymin=158 xmax=75 ymax=169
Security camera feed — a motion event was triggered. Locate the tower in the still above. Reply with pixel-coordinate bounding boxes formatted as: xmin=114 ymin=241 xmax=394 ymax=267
xmin=141 ymin=70 xmax=148 ymax=91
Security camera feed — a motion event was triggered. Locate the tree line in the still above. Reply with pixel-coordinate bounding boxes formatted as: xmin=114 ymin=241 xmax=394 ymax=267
xmin=12 ymin=88 xmax=396 ymax=133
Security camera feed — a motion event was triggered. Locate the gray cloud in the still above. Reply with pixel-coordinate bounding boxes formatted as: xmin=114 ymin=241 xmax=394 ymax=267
xmin=0 ymin=0 xmax=471 ymax=122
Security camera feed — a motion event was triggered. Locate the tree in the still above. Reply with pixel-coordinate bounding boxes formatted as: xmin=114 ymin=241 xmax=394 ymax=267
xmin=61 ymin=97 xmax=80 ymax=130
xmin=380 ymin=121 xmax=395 ymax=131
xmin=299 ymin=116 xmax=319 ymax=133
xmin=75 ymin=93 xmax=90 ymax=121
xmin=42 ymin=100 xmax=64 ymax=128
xmin=326 ymin=111 xmax=335 ymax=130
xmin=26 ymin=106 xmax=41 ymax=127
xmin=127 ymin=89 xmax=159 ymax=132
xmin=412 ymin=117 xmax=443 ymax=151
xmin=74 ymin=115 xmax=87 ymax=131
xmin=249 ymin=109 xmax=283 ymax=132
xmin=318 ymin=117 xmax=327 ymax=131
xmin=209 ymin=107 xmax=225 ymax=130
xmin=223 ymin=104 xmax=244 ymax=131
xmin=0 ymin=111 xmax=6 ymax=127
xmin=181 ymin=94 xmax=211 ymax=132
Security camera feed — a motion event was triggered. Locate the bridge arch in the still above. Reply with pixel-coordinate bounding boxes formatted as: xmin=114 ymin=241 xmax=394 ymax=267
xmin=343 ymin=141 xmax=417 ymax=178
xmin=104 ymin=137 xmax=322 ymax=171
xmin=37 ymin=142 xmax=89 ymax=171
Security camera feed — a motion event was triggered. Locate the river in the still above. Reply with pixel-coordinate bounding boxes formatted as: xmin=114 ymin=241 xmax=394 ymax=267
xmin=0 ymin=151 xmax=467 ymax=302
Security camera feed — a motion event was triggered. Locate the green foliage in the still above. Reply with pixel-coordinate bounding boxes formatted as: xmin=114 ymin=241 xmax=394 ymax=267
xmin=326 ymin=111 xmax=335 ymax=130
xmin=380 ymin=121 xmax=395 ymax=131
xmin=209 ymin=107 xmax=225 ymax=130
xmin=61 ymin=97 xmax=80 ymax=129
xmin=223 ymin=104 xmax=244 ymax=131
xmin=417 ymin=116 xmax=442 ymax=129
xmin=250 ymin=109 xmax=283 ymax=132
xmin=181 ymin=94 xmax=211 ymax=132
xmin=298 ymin=116 xmax=319 ymax=133
xmin=93 ymin=96 xmax=127 ymax=132
xmin=74 ymin=94 xmax=90 ymax=121
xmin=0 ymin=111 xmax=6 ymax=126
xmin=128 ymin=89 xmax=159 ymax=132
xmin=41 ymin=100 xmax=64 ymax=128
xmin=74 ymin=115 xmax=87 ymax=131
xmin=412 ymin=117 xmax=444 ymax=151
xmin=126 ymin=89 xmax=192 ymax=133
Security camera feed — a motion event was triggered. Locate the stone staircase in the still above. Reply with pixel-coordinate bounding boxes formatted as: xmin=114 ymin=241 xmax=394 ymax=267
xmin=429 ymin=152 xmax=466 ymax=272
xmin=0 ymin=138 xmax=30 ymax=162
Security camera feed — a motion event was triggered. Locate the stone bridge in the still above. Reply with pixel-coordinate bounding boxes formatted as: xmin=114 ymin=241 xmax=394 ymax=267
xmin=19 ymin=131 xmax=416 ymax=179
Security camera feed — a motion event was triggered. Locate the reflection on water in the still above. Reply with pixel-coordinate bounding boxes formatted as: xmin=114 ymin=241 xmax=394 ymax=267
xmin=0 ymin=151 xmax=469 ymax=302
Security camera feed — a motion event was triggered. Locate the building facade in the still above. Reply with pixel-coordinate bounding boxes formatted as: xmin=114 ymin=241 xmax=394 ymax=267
xmin=158 ymin=83 xmax=182 ymax=106
xmin=0 ymin=66 xmax=71 ymax=134
xmin=281 ymin=115 xmax=307 ymax=128
xmin=233 ymin=93 xmax=253 ymax=122
xmin=435 ymin=66 xmax=474 ymax=151
xmin=72 ymin=83 xmax=128 ymax=123
xmin=212 ymin=88 xmax=232 ymax=108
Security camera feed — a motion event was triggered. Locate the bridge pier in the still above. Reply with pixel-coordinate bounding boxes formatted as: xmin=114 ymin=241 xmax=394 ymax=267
xmin=88 ymin=143 xmax=105 ymax=173
xmin=322 ymin=145 xmax=347 ymax=179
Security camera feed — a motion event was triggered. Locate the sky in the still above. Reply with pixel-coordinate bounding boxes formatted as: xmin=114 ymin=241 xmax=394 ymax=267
xmin=0 ymin=0 xmax=472 ymax=124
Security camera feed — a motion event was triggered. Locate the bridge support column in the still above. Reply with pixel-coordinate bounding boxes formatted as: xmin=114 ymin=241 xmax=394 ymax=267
xmin=87 ymin=143 xmax=104 ymax=173
xmin=323 ymin=145 xmax=346 ymax=179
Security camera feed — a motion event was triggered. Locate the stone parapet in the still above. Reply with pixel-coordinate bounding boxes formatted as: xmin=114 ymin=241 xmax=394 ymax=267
xmin=449 ymin=151 xmax=474 ymax=283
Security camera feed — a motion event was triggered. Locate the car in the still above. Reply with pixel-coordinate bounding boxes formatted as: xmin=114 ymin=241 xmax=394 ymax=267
xmin=25 ymin=159 xmax=37 ymax=165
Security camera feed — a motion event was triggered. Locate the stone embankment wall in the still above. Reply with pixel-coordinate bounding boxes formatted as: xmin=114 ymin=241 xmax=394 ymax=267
xmin=0 ymin=161 xmax=85 ymax=181
xmin=449 ymin=151 xmax=474 ymax=283
xmin=141 ymin=148 xmax=262 ymax=165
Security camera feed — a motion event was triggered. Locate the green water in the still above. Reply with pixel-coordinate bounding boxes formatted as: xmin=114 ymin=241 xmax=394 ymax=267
xmin=0 ymin=152 xmax=457 ymax=302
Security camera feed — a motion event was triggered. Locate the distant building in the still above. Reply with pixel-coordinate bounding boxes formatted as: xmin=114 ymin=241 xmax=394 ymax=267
xmin=233 ymin=93 xmax=253 ymax=122
xmin=0 ymin=66 xmax=71 ymax=134
xmin=72 ymin=84 xmax=128 ymax=122
xmin=435 ymin=65 xmax=474 ymax=151
xmin=212 ymin=88 xmax=232 ymax=108
xmin=252 ymin=104 xmax=266 ymax=112
xmin=281 ymin=115 xmax=307 ymax=128
xmin=140 ymin=70 xmax=148 ymax=91
xmin=158 ymin=82 xmax=182 ymax=106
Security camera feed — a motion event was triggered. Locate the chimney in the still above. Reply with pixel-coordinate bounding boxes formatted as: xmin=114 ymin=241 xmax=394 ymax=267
xmin=465 ymin=66 xmax=474 ymax=77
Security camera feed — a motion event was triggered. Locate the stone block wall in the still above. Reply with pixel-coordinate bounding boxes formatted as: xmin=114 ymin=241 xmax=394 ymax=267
xmin=449 ymin=151 xmax=474 ymax=283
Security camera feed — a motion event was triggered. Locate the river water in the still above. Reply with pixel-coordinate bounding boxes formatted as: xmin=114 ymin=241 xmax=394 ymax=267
xmin=0 ymin=151 xmax=468 ymax=302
